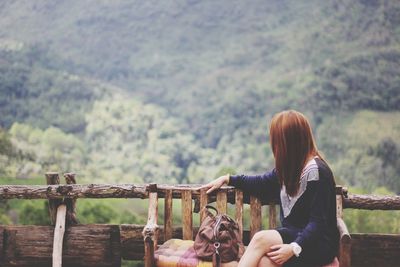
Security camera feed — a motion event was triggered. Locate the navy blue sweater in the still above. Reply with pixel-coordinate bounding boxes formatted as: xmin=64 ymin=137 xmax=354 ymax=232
xmin=228 ymin=158 xmax=339 ymax=254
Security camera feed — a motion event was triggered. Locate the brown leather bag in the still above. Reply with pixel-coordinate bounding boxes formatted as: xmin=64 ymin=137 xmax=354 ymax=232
xmin=194 ymin=205 xmax=245 ymax=267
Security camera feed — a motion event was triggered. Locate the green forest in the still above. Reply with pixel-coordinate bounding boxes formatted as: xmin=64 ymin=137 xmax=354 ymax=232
xmin=0 ymin=0 xmax=399 ymax=252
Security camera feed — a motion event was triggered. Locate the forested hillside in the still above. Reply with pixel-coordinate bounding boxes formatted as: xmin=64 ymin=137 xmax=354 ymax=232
xmin=0 ymin=0 xmax=399 ymax=235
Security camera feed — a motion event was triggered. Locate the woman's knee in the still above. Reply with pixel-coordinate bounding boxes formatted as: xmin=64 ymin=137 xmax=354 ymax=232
xmin=250 ymin=230 xmax=283 ymax=250
xmin=257 ymin=256 xmax=281 ymax=267
xmin=221 ymin=261 xmax=238 ymax=267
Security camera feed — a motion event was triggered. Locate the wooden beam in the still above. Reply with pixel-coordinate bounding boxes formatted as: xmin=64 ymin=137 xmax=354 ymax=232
xmin=268 ymin=204 xmax=277 ymax=229
xmin=337 ymin=218 xmax=351 ymax=267
xmin=199 ymin=188 xmax=208 ymax=224
xmin=350 ymin=234 xmax=400 ymax=267
xmin=344 ymin=194 xmax=400 ymax=210
xmin=63 ymin=173 xmax=78 ymax=225
xmin=46 ymin=172 xmax=62 ymax=225
xmin=11 ymin=224 xmax=400 ymax=265
xmin=235 ymin=190 xmax=243 ymax=240
xmin=250 ymin=196 xmax=262 ymax=239
xmin=216 ymin=190 xmax=227 ymax=214
xmin=143 ymin=184 xmax=158 ymax=267
xmin=53 ymin=204 xmax=67 ymax=267
xmin=0 ymin=225 xmax=121 ymax=267
xmin=164 ymin=189 xmax=173 ymax=241
xmin=0 ymin=184 xmax=148 ymax=199
xmin=181 ymin=190 xmax=193 ymax=240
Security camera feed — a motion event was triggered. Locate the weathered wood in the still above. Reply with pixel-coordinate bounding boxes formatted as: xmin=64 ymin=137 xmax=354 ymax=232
xmin=64 ymin=173 xmax=78 ymax=225
xmin=9 ymin=224 xmax=397 ymax=265
xmin=53 ymin=204 xmax=67 ymax=267
xmin=235 ymin=190 xmax=243 ymax=240
xmin=0 ymin=184 xmax=148 ymax=199
xmin=119 ymin=224 xmax=146 ymax=260
xmin=336 ymin=195 xmax=343 ymax=218
xmin=164 ymin=189 xmax=173 ymax=241
xmin=350 ymin=234 xmax=400 ymax=267
xmin=337 ymin=218 xmax=351 ymax=267
xmin=0 ymin=225 xmax=121 ymax=267
xmin=4 ymin=183 xmax=378 ymax=211
xmin=156 ymin=184 xmax=236 ymax=197
xmin=181 ymin=190 xmax=193 ymax=240
xmin=0 ymin=224 xmax=259 ymax=263
xmin=344 ymin=194 xmax=400 ymax=210
xmin=199 ymin=189 xmax=208 ymax=224
xmin=143 ymin=184 xmax=158 ymax=267
xmin=0 ymin=227 xmax=3 ymax=259
xmin=268 ymin=204 xmax=277 ymax=229
xmin=250 ymin=196 xmax=262 ymax=239
xmin=0 ymin=183 xmax=278 ymax=205
xmin=216 ymin=190 xmax=227 ymax=214
xmin=46 ymin=172 xmax=60 ymax=185
xmin=46 ymin=172 xmax=62 ymax=225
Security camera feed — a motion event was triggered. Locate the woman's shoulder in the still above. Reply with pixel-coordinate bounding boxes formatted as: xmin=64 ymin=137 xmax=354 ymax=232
xmin=314 ymin=157 xmax=335 ymax=183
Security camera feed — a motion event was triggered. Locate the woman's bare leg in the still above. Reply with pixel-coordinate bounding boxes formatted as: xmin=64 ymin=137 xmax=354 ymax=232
xmin=257 ymin=256 xmax=280 ymax=267
xmin=221 ymin=261 xmax=238 ymax=267
xmin=238 ymin=230 xmax=283 ymax=267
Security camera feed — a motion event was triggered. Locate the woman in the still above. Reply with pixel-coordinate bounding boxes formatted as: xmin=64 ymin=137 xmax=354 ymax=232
xmin=203 ymin=110 xmax=339 ymax=267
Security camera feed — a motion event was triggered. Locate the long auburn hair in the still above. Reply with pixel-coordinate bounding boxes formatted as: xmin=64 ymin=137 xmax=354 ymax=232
xmin=269 ymin=110 xmax=323 ymax=197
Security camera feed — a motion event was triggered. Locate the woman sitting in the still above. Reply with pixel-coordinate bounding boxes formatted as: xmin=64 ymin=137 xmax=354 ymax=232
xmin=203 ymin=110 xmax=339 ymax=267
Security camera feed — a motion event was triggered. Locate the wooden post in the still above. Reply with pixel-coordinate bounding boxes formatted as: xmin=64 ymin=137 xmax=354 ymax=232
xmin=250 ymin=196 xmax=262 ymax=239
xmin=52 ymin=204 xmax=67 ymax=267
xmin=336 ymin=186 xmax=351 ymax=267
xmin=63 ymin=173 xmax=78 ymax=225
xmin=199 ymin=188 xmax=208 ymax=224
xmin=46 ymin=172 xmax=62 ymax=225
xmin=216 ymin=190 xmax=227 ymax=214
xmin=268 ymin=204 xmax=277 ymax=229
xmin=235 ymin=190 xmax=243 ymax=240
xmin=164 ymin=189 xmax=173 ymax=241
xmin=181 ymin=190 xmax=193 ymax=240
xmin=143 ymin=183 xmax=158 ymax=267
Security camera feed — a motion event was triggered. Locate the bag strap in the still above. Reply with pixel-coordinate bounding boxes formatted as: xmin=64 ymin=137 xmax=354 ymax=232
xmin=212 ymin=250 xmax=221 ymax=267
xmin=204 ymin=205 xmax=222 ymax=267
xmin=205 ymin=205 xmax=219 ymax=215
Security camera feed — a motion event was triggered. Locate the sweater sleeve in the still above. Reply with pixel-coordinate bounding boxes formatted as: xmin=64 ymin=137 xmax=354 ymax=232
xmin=228 ymin=169 xmax=280 ymax=203
xmin=293 ymin=170 xmax=334 ymax=248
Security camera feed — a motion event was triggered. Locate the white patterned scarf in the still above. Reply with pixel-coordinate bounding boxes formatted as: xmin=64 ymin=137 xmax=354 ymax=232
xmin=280 ymin=157 xmax=319 ymax=218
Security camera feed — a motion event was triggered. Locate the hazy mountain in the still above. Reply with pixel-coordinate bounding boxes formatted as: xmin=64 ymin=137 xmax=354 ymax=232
xmin=0 ymin=0 xmax=399 ymax=191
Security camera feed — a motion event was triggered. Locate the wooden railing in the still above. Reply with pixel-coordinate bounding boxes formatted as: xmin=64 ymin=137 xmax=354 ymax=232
xmin=0 ymin=172 xmax=399 ymax=267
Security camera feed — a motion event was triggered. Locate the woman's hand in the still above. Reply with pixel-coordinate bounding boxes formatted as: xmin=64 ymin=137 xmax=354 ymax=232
xmin=201 ymin=174 xmax=230 ymax=194
xmin=266 ymin=244 xmax=294 ymax=265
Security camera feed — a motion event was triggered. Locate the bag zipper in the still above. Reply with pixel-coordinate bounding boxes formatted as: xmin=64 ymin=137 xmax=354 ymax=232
xmin=213 ymin=215 xmax=223 ymax=240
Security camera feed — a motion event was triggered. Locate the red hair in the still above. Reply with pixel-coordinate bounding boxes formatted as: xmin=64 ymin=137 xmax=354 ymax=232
xmin=269 ymin=110 xmax=322 ymax=196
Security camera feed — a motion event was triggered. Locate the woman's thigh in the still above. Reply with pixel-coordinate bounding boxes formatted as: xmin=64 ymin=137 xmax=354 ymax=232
xmin=248 ymin=229 xmax=283 ymax=253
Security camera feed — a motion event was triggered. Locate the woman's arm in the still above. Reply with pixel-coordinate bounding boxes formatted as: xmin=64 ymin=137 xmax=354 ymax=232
xmin=203 ymin=169 xmax=280 ymax=203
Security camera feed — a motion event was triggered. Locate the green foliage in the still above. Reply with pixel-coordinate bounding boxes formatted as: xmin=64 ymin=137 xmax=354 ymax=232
xmin=0 ymin=128 xmax=16 ymax=176
xmin=316 ymin=110 xmax=400 ymax=192
xmin=0 ymin=199 xmax=12 ymax=224
xmin=77 ymin=200 xmax=119 ymax=224
xmin=76 ymin=199 xmax=145 ymax=225
xmin=84 ymin=96 xmax=205 ymax=183
xmin=19 ymin=201 xmax=50 ymax=225
xmin=373 ymin=138 xmax=400 ymax=193
xmin=7 ymin=122 xmax=85 ymax=178
xmin=0 ymin=48 xmax=108 ymax=133
xmin=311 ymin=50 xmax=400 ymax=116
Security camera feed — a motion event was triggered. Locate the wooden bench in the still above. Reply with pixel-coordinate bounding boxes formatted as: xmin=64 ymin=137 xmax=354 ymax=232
xmin=142 ymin=184 xmax=351 ymax=267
